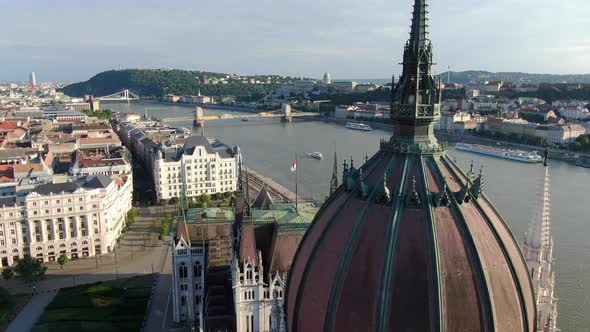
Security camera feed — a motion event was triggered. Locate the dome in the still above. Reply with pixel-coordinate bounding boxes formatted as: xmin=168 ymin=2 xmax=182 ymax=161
xmin=286 ymin=151 xmax=536 ymax=331
xmin=285 ymin=1 xmax=535 ymax=331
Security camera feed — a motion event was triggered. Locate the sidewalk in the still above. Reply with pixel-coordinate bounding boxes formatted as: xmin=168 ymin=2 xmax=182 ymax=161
xmin=1 ymin=205 xmax=173 ymax=330
xmin=6 ymin=293 xmax=55 ymax=332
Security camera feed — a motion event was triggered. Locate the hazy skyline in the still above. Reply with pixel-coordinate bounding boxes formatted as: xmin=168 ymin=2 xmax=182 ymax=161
xmin=1 ymin=0 xmax=589 ymax=82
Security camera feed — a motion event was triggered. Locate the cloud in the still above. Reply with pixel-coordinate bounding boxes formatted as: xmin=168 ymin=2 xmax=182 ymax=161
xmin=1 ymin=0 xmax=589 ymax=81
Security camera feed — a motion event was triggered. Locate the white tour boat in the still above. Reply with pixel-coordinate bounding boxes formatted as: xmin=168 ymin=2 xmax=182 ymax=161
xmin=455 ymin=143 xmax=543 ymax=163
xmin=345 ymin=122 xmax=373 ymax=131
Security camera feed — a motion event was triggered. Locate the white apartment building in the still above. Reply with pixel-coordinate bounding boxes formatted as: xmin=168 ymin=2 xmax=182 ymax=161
xmin=559 ymin=107 xmax=590 ymax=120
xmin=0 ymin=175 xmax=132 ymax=267
xmin=436 ymin=111 xmax=471 ymax=131
xmin=153 ymin=136 xmax=240 ymax=202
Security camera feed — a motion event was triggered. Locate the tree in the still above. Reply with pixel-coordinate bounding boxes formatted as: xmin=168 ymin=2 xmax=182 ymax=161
xmin=199 ymin=194 xmax=212 ymax=208
xmin=13 ymin=256 xmax=47 ymax=284
xmin=0 ymin=286 xmax=14 ymax=308
xmin=2 ymin=267 xmax=14 ymax=280
xmin=126 ymin=209 xmax=138 ymax=227
xmin=57 ymin=255 xmax=69 ymax=268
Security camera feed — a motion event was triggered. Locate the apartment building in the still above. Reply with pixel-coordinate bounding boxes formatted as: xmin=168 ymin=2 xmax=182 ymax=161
xmin=0 ymin=174 xmax=132 ymax=266
xmin=154 ymin=136 xmax=240 ymax=202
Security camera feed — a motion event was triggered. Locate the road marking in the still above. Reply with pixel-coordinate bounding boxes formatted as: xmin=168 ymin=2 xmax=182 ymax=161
xmin=162 ymin=286 xmax=172 ymax=330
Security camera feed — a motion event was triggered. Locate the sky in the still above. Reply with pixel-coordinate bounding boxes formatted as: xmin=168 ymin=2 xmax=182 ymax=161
xmin=1 ymin=0 xmax=589 ymax=82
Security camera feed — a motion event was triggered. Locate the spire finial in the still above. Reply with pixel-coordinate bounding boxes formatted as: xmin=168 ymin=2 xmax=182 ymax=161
xmin=543 ymin=144 xmax=549 ymax=167
xmin=330 ymin=150 xmax=339 ymax=195
xmin=350 ymin=156 xmax=354 ymax=169
xmin=365 ymin=153 xmax=369 ymax=163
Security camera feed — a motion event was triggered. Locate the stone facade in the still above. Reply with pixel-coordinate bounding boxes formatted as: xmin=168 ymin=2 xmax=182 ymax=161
xmin=0 ymin=175 xmax=132 ymax=266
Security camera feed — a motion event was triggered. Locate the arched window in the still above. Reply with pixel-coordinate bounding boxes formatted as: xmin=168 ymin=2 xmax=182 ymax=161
xmin=48 ymin=246 xmax=54 ymax=250
xmin=36 ymin=246 xmax=43 ymax=251
xmin=12 ymin=248 xmax=19 ymax=253
xmin=82 ymin=241 xmax=88 ymax=245
xmin=1 ymin=250 xmax=6 ymax=255
xmin=71 ymin=242 xmax=77 ymax=247
xmin=59 ymin=244 xmax=66 ymax=248
xmin=194 ymin=262 xmax=201 ymax=278
xmin=179 ymin=262 xmax=188 ymax=278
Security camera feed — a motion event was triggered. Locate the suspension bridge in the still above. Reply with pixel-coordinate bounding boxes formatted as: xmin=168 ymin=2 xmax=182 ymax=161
xmin=156 ymin=106 xmax=318 ymax=126
xmin=95 ymin=89 xmax=139 ymax=101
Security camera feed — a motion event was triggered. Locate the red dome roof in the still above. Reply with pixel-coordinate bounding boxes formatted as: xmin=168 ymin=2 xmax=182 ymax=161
xmin=285 ymin=0 xmax=535 ymax=329
xmin=286 ymin=150 xmax=535 ymax=331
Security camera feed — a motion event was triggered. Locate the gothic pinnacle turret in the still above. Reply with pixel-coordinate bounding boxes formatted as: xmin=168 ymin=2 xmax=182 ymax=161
xmin=390 ymin=0 xmax=441 ymax=147
xmin=523 ymin=164 xmax=559 ymax=331
xmin=329 ymin=151 xmax=338 ymax=195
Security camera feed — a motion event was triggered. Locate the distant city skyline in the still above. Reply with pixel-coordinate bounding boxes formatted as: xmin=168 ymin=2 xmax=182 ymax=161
xmin=1 ymin=0 xmax=589 ymax=82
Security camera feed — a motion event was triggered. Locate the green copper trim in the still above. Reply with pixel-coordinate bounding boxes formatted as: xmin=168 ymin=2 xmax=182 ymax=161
xmin=290 ymin=152 xmax=387 ymax=332
xmin=420 ymin=157 xmax=443 ymax=332
xmin=323 ymin=156 xmax=397 ymax=332
xmin=469 ymin=189 xmax=532 ymax=331
xmin=374 ymin=155 xmax=410 ymax=331
xmin=438 ymin=155 xmax=495 ymax=331
xmin=480 ymin=192 xmax=537 ymax=328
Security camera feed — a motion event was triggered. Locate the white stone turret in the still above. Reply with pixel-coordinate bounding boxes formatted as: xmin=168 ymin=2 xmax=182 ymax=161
xmin=523 ymin=166 xmax=559 ymax=332
xmin=232 ymin=250 xmax=286 ymax=332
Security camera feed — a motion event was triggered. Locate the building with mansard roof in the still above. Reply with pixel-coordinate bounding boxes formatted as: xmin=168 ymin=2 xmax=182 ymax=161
xmin=285 ymin=0 xmax=536 ymax=331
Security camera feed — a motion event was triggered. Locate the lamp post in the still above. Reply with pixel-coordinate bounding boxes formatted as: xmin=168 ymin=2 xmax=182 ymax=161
xmin=114 ymin=247 xmax=119 ymax=279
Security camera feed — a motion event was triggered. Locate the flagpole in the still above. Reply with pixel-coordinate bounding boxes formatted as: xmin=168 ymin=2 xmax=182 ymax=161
xmin=295 ymin=152 xmax=298 ymax=212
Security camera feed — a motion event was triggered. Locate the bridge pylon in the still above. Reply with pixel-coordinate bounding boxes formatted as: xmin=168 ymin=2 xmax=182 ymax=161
xmin=193 ymin=107 xmax=205 ymax=127
xmin=281 ymin=103 xmax=292 ymax=123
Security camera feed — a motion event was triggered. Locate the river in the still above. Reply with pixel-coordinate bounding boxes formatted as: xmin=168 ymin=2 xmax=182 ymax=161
xmin=106 ymin=101 xmax=590 ymax=331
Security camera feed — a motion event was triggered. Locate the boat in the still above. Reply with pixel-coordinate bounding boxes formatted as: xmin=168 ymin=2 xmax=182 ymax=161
xmin=241 ymin=118 xmax=249 ymax=122
xmin=455 ymin=143 xmax=543 ymax=163
xmin=308 ymin=152 xmax=323 ymax=160
xmin=345 ymin=122 xmax=372 ymax=131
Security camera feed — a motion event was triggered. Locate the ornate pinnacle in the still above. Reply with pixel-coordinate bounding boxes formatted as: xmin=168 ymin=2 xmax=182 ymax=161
xmin=406 ymin=175 xmax=422 ymax=207
xmin=342 ymin=159 xmax=349 ymax=184
xmin=377 ymin=173 xmax=392 ymax=205
xmin=358 ymin=168 xmax=369 ymax=199
xmin=471 ymin=165 xmax=484 ymax=199
xmin=330 ymin=150 xmax=339 ymax=195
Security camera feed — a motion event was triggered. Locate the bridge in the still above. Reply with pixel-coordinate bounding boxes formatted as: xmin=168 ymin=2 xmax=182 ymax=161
xmin=96 ymin=89 xmax=139 ymax=102
xmin=158 ymin=104 xmax=317 ymax=126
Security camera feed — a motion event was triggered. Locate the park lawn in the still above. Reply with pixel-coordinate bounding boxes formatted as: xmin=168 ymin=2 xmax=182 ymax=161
xmin=31 ymin=275 xmax=153 ymax=332
xmin=0 ymin=293 xmax=30 ymax=328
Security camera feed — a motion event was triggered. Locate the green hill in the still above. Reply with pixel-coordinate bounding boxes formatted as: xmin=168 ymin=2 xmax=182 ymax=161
xmin=437 ymin=70 xmax=590 ymax=84
xmin=61 ymin=69 xmax=301 ymax=99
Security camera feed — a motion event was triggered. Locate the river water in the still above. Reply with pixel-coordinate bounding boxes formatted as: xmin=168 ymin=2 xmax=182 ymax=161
xmin=106 ymin=102 xmax=590 ymax=331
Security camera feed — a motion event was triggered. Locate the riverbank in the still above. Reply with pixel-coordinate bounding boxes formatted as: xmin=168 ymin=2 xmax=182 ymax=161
xmin=319 ymin=117 xmax=590 ymax=166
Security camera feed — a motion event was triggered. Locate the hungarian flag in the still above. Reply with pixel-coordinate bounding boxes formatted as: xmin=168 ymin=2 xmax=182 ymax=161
xmin=290 ymin=160 xmax=297 ymax=172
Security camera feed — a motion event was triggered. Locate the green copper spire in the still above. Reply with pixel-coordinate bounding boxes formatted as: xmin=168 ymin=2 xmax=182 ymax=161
xmin=390 ymin=0 xmax=442 ymax=150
